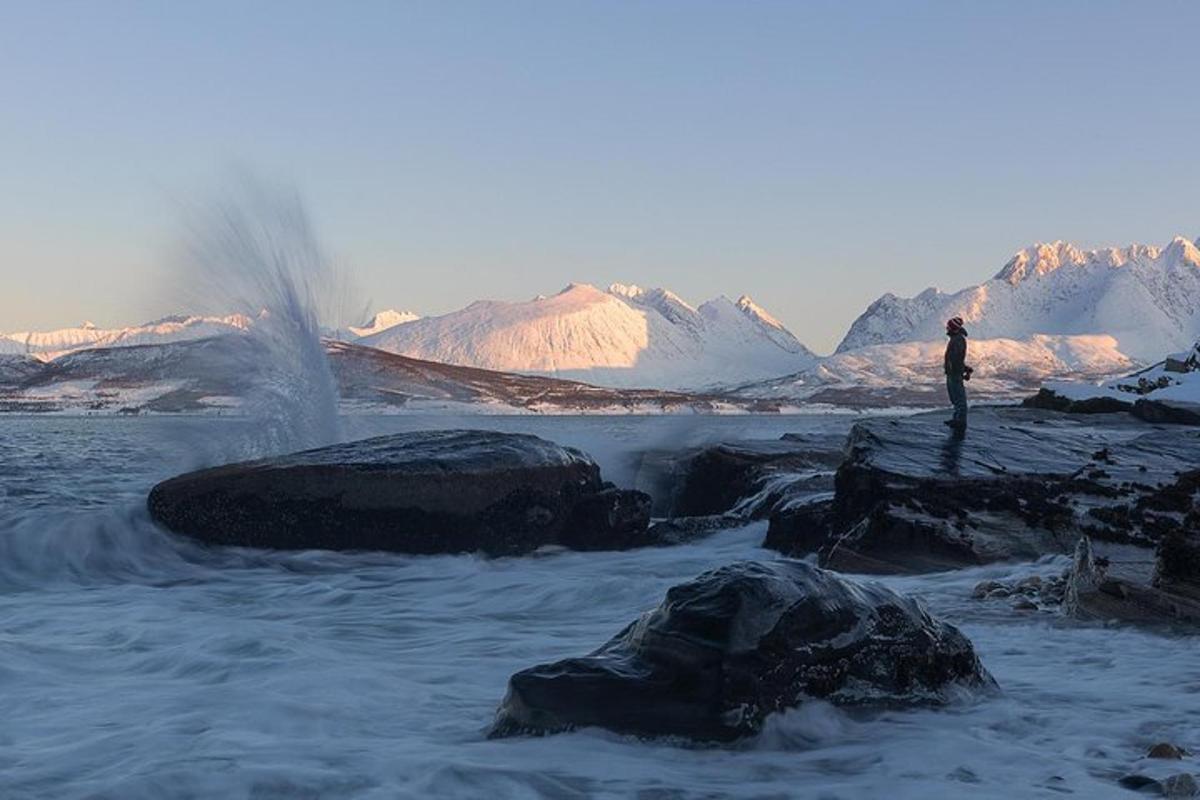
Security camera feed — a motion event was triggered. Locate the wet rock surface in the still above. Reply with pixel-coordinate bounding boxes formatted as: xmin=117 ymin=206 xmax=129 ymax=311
xmin=666 ymin=435 xmax=843 ymax=519
xmin=971 ymin=571 xmax=1069 ymax=613
xmin=1063 ymin=535 xmax=1200 ymax=627
xmin=148 ymin=430 xmax=652 ymax=556
xmin=490 ymin=559 xmax=994 ymax=742
xmin=764 ymin=407 xmax=1200 ymax=574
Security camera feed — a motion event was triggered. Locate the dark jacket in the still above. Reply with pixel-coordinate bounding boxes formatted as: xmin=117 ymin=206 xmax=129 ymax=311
xmin=944 ymin=330 xmax=968 ymax=377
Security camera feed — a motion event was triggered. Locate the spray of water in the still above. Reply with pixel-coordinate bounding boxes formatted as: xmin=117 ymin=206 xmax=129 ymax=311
xmin=172 ymin=173 xmax=343 ymax=457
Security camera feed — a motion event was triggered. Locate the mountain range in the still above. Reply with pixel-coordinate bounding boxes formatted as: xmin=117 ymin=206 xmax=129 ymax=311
xmin=0 ymin=314 xmax=253 ymax=357
xmin=839 ymin=236 xmax=1200 ymax=361
xmin=4 ymin=234 xmax=1199 ymax=409
xmin=359 ymin=283 xmax=816 ymax=390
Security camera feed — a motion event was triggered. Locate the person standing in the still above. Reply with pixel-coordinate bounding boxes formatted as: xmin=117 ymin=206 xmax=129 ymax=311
xmin=944 ymin=316 xmax=972 ymax=431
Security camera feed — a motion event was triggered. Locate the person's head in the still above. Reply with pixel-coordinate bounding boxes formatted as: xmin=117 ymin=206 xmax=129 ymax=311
xmin=946 ymin=316 xmax=965 ymax=336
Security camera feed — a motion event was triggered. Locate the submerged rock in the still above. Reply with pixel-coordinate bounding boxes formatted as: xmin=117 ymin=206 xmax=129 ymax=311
xmin=148 ymin=430 xmax=651 ymax=556
xmin=765 ymin=408 xmax=1200 ymax=574
xmin=1149 ymin=743 xmax=1187 ymax=760
xmin=490 ymin=559 xmax=994 ymax=742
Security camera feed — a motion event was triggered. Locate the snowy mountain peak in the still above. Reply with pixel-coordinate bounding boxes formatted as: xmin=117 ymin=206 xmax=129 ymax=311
xmin=1163 ymin=236 xmax=1200 ymax=268
xmin=995 ymin=241 xmax=1088 ymax=285
xmin=609 ymin=284 xmax=701 ymax=329
xmin=347 ymin=309 xmax=420 ymax=338
xmin=735 ymin=295 xmax=787 ymax=332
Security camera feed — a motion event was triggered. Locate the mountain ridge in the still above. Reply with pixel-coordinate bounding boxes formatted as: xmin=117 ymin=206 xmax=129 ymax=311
xmin=360 ymin=282 xmax=817 ymax=390
xmin=838 ymin=234 xmax=1200 ymax=360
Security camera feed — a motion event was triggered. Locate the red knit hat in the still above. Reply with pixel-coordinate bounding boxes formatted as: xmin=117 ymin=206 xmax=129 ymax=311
xmin=946 ymin=316 xmax=964 ymax=334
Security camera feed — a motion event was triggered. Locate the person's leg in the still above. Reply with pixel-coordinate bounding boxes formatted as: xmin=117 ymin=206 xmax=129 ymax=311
xmin=957 ymin=379 xmax=968 ymax=426
xmin=947 ymin=375 xmax=967 ymax=426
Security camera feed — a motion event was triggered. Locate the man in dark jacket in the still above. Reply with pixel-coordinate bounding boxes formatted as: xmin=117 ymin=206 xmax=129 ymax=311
xmin=944 ymin=316 xmax=972 ymax=430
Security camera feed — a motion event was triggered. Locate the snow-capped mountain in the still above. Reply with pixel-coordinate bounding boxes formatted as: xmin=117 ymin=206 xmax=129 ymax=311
xmin=0 ymin=314 xmax=253 ymax=358
xmin=346 ymin=309 xmax=420 ymax=338
xmin=738 ymin=334 xmax=1133 ymax=408
xmin=838 ymin=236 xmax=1200 ymax=361
xmin=359 ymin=282 xmax=816 ymax=390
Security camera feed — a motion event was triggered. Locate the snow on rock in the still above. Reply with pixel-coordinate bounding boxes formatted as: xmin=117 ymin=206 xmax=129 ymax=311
xmin=360 ymin=283 xmax=816 ymax=390
xmin=838 ymin=235 xmax=1200 ymax=361
xmin=1041 ymin=339 xmax=1200 ymax=409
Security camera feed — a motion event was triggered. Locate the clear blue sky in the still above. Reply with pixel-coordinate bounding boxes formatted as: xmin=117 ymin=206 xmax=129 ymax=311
xmin=2 ymin=0 xmax=1198 ymax=352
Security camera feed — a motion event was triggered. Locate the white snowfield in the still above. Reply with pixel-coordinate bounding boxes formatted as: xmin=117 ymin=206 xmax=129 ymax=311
xmin=360 ymin=282 xmax=818 ymax=390
xmin=839 ymin=235 xmax=1200 ymax=362
xmin=0 ymin=314 xmax=254 ymax=359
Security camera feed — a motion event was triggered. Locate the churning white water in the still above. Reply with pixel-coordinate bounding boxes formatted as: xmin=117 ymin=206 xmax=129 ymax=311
xmin=1 ymin=414 xmax=1197 ymax=800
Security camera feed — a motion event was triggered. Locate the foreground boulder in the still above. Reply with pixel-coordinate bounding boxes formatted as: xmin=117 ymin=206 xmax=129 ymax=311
xmin=766 ymin=408 xmax=1200 ymax=574
xmin=490 ymin=560 xmax=994 ymax=742
xmin=148 ymin=430 xmax=651 ymax=556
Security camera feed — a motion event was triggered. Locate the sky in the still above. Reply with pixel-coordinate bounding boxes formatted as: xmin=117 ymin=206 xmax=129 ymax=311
xmin=1 ymin=1 xmax=1198 ymax=353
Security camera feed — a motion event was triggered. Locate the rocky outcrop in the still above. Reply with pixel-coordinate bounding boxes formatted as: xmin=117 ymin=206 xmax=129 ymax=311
xmin=490 ymin=560 xmax=994 ymax=742
xmin=1063 ymin=534 xmax=1200 ymax=626
xmin=1023 ymin=387 xmax=1133 ymax=415
xmin=765 ymin=408 xmax=1200 ymax=574
xmin=148 ymin=430 xmax=652 ymax=556
xmin=666 ymin=435 xmax=843 ymax=519
xmin=1133 ymin=399 xmax=1200 ymax=426
xmin=1025 ymin=388 xmax=1200 ymax=426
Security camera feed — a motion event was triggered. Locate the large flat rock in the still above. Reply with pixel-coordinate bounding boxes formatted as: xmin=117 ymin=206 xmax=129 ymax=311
xmin=148 ymin=430 xmax=652 ymax=556
xmin=766 ymin=407 xmax=1200 ymax=574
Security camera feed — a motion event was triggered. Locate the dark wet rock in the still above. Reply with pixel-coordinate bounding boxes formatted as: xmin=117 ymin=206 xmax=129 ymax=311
xmin=1120 ymin=773 xmax=1163 ymax=792
xmin=765 ymin=407 xmax=1200 ymax=574
xmin=1133 ymin=400 xmax=1200 ymax=426
xmin=1016 ymin=575 xmax=1043 ymax=592
xmin=1149 ymin=743 xmax=1187 ymax=760
xmin=643 ymin=514 xmax=742 ymax=547
xmin=972 ymin=580 xmax=1004 ymax=599
xmin=148 ymin=430 xmax=652 ymax=556
xmin=1025 ymin=388 xmax=1200 ymax=427
xmin=666 ymin=436 xmax=842 ymax=519
xmin=1163 ymin=774 xmax=1200 ymax=798
xmin=490 ymin=559 xmax=994 ymax=742
xmin=1064 ymin=536 xmax=1200 ymax=626
xmin=1157 ymin=529 xmax=1200 ymax=600
xmin=1024 ymin=387 xmax=1133 ymax=415
xmin=972 ymin=570 xmax=1069 ymax=610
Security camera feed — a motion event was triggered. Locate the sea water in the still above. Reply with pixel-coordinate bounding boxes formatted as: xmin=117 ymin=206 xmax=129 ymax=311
xmin=1 ymin=413 xmax=1196 ymax=799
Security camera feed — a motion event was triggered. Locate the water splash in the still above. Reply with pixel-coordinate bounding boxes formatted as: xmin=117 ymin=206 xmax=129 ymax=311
xmin=173 ymin=174 xmax=342 ymax=457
